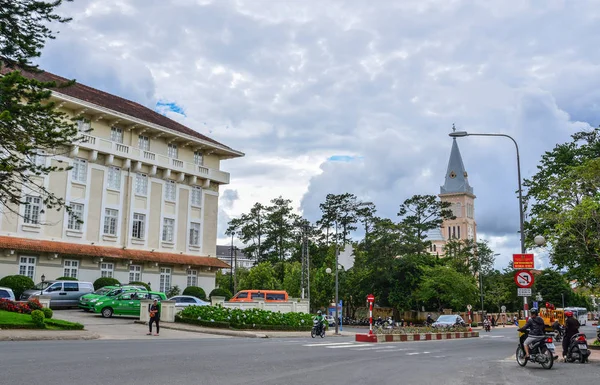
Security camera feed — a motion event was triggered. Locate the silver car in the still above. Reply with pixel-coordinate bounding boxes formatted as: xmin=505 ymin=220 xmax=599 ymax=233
xmin=0 ymin=286 xmax=15 ymax=301
xmin=21 ymin=280 xmax=93 ymax=308
xmin=169 ymin=295 xmax=210 ymax=310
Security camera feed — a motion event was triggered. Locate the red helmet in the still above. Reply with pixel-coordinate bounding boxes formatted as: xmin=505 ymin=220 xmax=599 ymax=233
xmin=565 ymin=311 xmax=573 ymax=317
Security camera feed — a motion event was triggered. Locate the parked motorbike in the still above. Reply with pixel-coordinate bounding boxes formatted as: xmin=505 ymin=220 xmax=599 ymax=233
xmin=564 ymin=333 xmax=590 ymax=363
xmin=311 ymin=319 xmax=325 ymax=338
xmin=516 ymin=332 xmax=555 ymax=369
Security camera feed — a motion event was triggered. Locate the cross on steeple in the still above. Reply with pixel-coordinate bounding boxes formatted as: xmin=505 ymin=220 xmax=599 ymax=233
xmin=452 ymin=123 xmax=456 ymax=133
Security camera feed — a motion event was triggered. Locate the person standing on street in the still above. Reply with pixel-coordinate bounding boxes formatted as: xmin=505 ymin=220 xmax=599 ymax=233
xmin=148 ymin=299 xmax=160 ymax=336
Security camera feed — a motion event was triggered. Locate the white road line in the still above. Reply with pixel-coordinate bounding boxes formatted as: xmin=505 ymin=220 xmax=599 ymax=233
xmin=326 ymin=344 xmax=373 ymax=349
xmin=302 ymin=342 xmax=355 ymax=347
xmin=422 ymin=352 xmax=431 ymax=354
xmin=376 ymin=348 xmax=410 ymax=352
xmin=351 ymin=345 xmax=400 ymax=351
xmin=406 ymin=352 xmax=420 ymax=355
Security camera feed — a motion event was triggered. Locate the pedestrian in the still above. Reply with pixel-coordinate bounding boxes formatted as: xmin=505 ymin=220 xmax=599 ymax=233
xmin=563 ymin=310 xmax=580 ymax=360
xmin=148 ymin=299 xmax=160 ymax=336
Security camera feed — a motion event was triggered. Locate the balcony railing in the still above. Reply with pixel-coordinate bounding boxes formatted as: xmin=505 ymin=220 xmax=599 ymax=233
xmin=75 ymin=134 xmax=230 ymax=184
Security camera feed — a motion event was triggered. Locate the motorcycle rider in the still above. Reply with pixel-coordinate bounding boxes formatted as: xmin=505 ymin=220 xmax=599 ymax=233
xmin=563 ymin=310 xmax=580 ymax=360
xmin=426 ymin=313 xmax=434 ymax=326
xmin=314 ymin=310 xmax=325 ymax=333
xmin=517 ymin=308 xmax=546 ymax=359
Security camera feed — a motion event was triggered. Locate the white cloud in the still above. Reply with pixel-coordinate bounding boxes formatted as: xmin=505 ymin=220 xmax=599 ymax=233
xmin=39 ymin=0 xmax=600 ymax=267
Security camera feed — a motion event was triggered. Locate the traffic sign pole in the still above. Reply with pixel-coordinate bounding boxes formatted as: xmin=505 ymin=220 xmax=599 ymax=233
xmin=367 ymin=294 xmax=375 ymax=335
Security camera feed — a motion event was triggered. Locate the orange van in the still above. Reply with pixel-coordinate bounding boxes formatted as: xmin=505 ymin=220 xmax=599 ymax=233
xmin=229 ymin=290 xmax=288 ymax=302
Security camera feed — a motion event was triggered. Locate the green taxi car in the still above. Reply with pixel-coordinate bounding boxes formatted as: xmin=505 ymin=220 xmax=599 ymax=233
xmin=79 ymin=285 xmax=147 ymax=311
xmin=93 ymin=291 xmax=167 ymax=318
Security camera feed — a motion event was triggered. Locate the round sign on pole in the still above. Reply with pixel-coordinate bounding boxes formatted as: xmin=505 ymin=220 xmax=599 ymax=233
xmin=514 ymin=270 xmax=534 ymax=288
xmin=501 ymin=305 xmax=506 ymax=313
xmin=467 ymin=304 xmax=472 ymax=311
xmin=366 ymin=294 xmax=375 ymax=303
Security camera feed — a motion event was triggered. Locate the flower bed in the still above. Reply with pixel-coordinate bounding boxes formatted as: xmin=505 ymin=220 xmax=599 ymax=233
xmin=0 ymin=310 xmax=83 ymax=330
xmin=176 ymin=305 xmax=313 ymax=331
xmin=0 ymin=298 xmax=43 ymax=314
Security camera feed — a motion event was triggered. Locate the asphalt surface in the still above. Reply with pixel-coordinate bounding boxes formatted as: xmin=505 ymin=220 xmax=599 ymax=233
xmin=2 ymin=325 xmax=599 ymax=384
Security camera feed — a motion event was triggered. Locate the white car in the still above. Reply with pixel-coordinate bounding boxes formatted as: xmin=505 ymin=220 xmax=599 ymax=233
xmin=0 ymin=286 xmax=15 ymax=301
xmin=325 ymin=315 xmax=336 ymax=327
xmin=169 ymin=295 xmax=210 ymax=310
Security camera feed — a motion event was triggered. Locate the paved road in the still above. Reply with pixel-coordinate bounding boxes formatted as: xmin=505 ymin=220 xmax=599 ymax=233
xmin=2 ymin=326 xmax=598 ymax=384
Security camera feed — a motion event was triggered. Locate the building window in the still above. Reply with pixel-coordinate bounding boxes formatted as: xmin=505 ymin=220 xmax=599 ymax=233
xmin=67 ymin=203 xmax=84 ymax=231
xmin=129 ymin=265 xmax=142 ymax=282
xmin=19 ymin=256 xmax=36 ymax=279
xmin=191 ymin=186 xmax=202 ymax=206
xmin=104 ymin=208 xmax=119 ymax=236
xmin=187 ymin=269 xmax=197 ymax=287
xmin=23 ymin=196 xmax=42 ymax=225
xmin=107 ymin=167 xmax=121 ymax=190
xmin=100 ymin=262 xmax=114 ymax=278
xmin=63 ymin=259 xmax=79 ymax=278
xmin=162 ymin=218 xmax=175 ymax=242
xmin=135 ymin=173 xmax=148 ymax=196
xmin=132 ymin=213 xmax=145 ymax=239
xmin=159 ymin=267 xmax=172 ymax=292
xmin=193 ymin=150 xmax=203 ymax=165
xmin=30 ymin=150 xmax=45 ymax=167
xmin=110 ymin=126 xmax=123 ymax=143
xmin=138 ymin=135 xmax=150 ymax=151
xmin=77 ymin=119 xmax=91 ymax=132
xmin=167 ymin=143 xmax=178 ymax=158
xmin=164 ymin=181 xmax=176 ymax=201
xmin=72 ymin=158 xmax=87 ymax=183
xmin=189 ymin=222 xmax=201 ymax=246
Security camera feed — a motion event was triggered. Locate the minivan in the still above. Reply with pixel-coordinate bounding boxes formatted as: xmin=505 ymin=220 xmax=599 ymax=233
xmin=229 ymin=290 xmax=288 ymax=302
xmin=21 ymin=280 xmax=94 ymax=308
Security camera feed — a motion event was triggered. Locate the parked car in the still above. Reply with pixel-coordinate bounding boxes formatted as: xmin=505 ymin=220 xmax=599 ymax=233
xmin=169 ymin=295 xmax=210 ymax=310
xmin=79 ymin=285 xmax=147 ymax=311
xmin=229 ymin=290 xmax=288 ymax=302
xmin=93 ymin=291 xmax=167 ymax=318
xmin=325 ymin=315 xmax=336 ymax=327
xmin=432 ymin=315 xmax=466 ymax=328
xmin=21 ymin=280 xmax=94 ymax=308
xmin=0 ymin=286 xmax=15 ymax=301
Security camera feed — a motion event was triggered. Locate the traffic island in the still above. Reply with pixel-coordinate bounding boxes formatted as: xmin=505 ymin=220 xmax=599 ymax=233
xmin=356 ymin=331 xmax=479 ymax=343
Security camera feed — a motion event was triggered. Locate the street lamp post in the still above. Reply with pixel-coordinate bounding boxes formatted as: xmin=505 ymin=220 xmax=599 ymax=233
xmin=449 ymin=130 xmax=528 ymax=316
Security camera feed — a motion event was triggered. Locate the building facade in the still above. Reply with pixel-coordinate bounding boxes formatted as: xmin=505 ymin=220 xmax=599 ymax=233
xmin=0 ymin=68 xmax=243 ymax=294
xmin=216 ymin=245 xmax=254 ymax=274
xmin=428 ymin=138 xmax=477 ymax=255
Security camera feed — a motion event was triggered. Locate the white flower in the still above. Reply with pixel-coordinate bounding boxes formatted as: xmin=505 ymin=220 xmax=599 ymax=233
xmin=210 ymin=319 xmax=214 ymax=322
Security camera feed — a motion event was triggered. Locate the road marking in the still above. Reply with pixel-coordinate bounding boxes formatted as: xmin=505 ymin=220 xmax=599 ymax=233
xmin=376 ymin=348 xmax=410 ymax=352
xmin=302 ymin=342 xmax=354 ymax=347
xmin=351 ymin=345 xmax=399 ymax=351
xmin=406 ymin=352 xmax=420 ymax=355
xmin=326 ymin=344 xmax=373 ymax=349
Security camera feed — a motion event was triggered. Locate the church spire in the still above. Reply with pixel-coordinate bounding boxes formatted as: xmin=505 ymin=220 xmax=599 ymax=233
xmin=440 ymin=134 xmax=473 ymax=195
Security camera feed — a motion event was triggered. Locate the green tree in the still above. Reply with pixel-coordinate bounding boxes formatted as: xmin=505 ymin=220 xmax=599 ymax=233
xmin=397 ymin=195 xmax=455 ymax=255
xmin=238 ymin=262 xmax=280 ymax=290
xmin=234 ymin=203 xmax=267 ymax=262
xmin=444 ymin=239 xmax=496 ymax=277
xmin=282 ymin=261 xmax=302 ymax=298
xmin=262 ymin=197 xmax=299 ymax=280
xmin=524 ymin=128 xmax=600 ymax=284
xmin=532 ymin=269 xmax=572 ymax=307
xmin=482 ymin=270 xmax=511 ymax=313
xmin=1 ymin=1 xmax=80 ymax=216
xmin=317 ymin=193 xmax=360 ymax=246
xmin=416 ymin=266 xmax=478 ymax=311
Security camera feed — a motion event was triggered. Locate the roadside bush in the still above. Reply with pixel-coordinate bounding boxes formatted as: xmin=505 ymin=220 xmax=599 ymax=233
xmin=209 ymin=288 xmax=232 ymax=301
xmin=0 ymin=298 xmax=31 ymax=314
xmin=0 ymin=275 xmax=34 ymax=300
xmin=182 ymin=286 xmax=207 ymax=301
xmin=42 ymin=307 xmax=53 ymax=319
xmin=178 ymin=305 xmax=312 ymax=329
xmin=44 ymin=318 xmax=83 ymax=330
xmin=31 ymin=310 xmax=45 ymax=327
xmin=27 ymin=298 xmax=43 ymax=311
xmin=56 ymin=276 xmax=78 ymax=281
xmin=93 ymin=277 xmax=120 ymax=290
xmin=166 ymin=285 xmax=181 ymax=298
xmin=129 ymin=281 xmax=150 ymax=291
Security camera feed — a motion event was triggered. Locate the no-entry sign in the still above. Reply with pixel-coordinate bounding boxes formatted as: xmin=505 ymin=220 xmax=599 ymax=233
xmin=513 ymin=254 xmax=534 ymax=269
xmin=514 ymin=270 xmax=534 ymax=288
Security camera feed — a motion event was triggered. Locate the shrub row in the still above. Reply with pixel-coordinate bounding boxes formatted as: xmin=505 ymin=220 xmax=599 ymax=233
xmin=0 ymin=275 xmax=34 ymax=299
xmin=0 ymin=298 xmax=43 ymax=314
xmin=45 ymin=319 xmax=84 ymax=330
xmin=178 ymin=305 xmax=313 ymax=329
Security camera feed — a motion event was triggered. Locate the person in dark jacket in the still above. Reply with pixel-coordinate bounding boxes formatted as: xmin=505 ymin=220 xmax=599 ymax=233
xmin=517 ymin=308 xmax=546 ymax=358
xmin=147 ymin=299 xmax=160 ymax=336
xmin=563 ymin=311 xmax=580 ymax=359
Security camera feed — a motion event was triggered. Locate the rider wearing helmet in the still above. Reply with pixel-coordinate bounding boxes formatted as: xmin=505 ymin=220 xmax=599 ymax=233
xmin=315 ymin=310 xmax=325 ymax=330
xmin=563 ymin=310 xmax=580 ymax=359
xmin=517 ymin=308 xmax=545 ymax=359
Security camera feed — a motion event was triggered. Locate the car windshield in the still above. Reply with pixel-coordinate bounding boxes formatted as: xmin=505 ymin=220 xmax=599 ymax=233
xmin=93 ymin=288 xmax=111 ymax=295
xmin=436 ymin=315 xmax=457 ymax=323
xmin=34 ymin=282 xmax=52 ymax=290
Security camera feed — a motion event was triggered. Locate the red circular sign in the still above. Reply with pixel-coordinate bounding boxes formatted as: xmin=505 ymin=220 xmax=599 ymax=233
xmin=366 ymin=294 xmax=375 ymax=302
xmin=514 ymin=270 xmax=534 ymax=288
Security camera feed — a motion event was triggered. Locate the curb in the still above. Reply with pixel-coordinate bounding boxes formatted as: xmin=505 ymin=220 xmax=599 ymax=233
xmin=0 ymin=331 xmax=100 ymax=342
xmin=134 ymin=320 xmax=268 ymax=338
xmin=356 ymin=331 xmax=480 ymax=343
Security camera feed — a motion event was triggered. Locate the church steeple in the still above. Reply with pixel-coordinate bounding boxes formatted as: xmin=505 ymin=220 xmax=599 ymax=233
xmin=440 ymin=137 xmax=473 ymax=195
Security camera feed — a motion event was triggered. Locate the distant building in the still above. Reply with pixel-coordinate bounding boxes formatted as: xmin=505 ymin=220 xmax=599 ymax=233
xmin=216 ymin=245 xmax=254 ymax=273
xmin=427 ymin=137 xmax=477 ymax=256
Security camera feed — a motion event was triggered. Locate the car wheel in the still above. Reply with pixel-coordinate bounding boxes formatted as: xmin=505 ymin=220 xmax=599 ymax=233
xmin=101 ymin=307 xmax=113 ymax=318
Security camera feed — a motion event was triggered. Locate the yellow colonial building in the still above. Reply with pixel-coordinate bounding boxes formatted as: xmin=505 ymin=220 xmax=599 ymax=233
xmin=0 ymin=68 xmax=243 ymax=294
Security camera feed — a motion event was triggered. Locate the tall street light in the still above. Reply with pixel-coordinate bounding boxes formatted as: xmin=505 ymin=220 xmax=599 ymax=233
xmin=449 ymin=130 xmax=527 ymax=316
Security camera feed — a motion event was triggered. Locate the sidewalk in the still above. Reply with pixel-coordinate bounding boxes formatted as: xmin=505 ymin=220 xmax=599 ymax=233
xmin=0 ymin=329 xmax=99 ymax=342
xmin=136 ymin=321 xmax=354 ymax=338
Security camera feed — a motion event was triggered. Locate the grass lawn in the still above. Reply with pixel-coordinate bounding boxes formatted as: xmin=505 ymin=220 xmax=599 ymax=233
xmin=0 ymin=310 xmax=84 ymax=330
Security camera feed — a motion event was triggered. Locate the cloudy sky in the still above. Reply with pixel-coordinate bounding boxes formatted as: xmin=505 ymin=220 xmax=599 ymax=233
xmin=39 ymin=0 xmax=598 ymax=269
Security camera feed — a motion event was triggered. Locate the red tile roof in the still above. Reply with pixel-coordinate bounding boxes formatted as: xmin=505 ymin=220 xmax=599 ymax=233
xmin=1 ymin=63 xmax=234 ymax=151
xmin=0 ymin=236 xmax=230 ymax=269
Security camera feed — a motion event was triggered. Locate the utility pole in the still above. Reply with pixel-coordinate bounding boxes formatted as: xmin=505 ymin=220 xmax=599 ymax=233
xmin=301 ymin=223 xmax=311 ymax=308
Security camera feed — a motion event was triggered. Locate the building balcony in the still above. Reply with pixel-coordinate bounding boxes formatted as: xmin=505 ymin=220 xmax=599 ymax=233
xmin=75 ymin=134 xmax=230 ymax=184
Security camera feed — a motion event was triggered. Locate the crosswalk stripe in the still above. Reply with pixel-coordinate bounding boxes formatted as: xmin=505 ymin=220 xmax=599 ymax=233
xmin=326 ymin=344 xmax=373 ymax=349
xmin=351 ymin=345 xmax=400 ymax=351
xmin=302 ymin=342 xmax=354 ymax=347
xmin=406 ymin=352 xmax=420 ymax=355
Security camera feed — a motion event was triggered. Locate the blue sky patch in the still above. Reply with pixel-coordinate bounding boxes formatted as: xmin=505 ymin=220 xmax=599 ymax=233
xmin=328 ymin=155 xmax=363 ymax=162
xmin=156 ymin=100 xmax=186 ymax=117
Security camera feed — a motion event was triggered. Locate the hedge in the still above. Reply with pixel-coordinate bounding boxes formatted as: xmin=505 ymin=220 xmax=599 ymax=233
xmin=129 ymin=281 xmax=151 ymax=291
xmin=175 ymin=315 xmax=311 ymax=331
xmin=0 ymin=275 xmax=34 ymax=299
xmin=209 ymin=288 xmax=232 ymax=301
xmin=182 ymin=286 xmax=207 ymax=301
xmin=45 ymin=319 xmax=84 ymax=330
xmin=56 ymin=276 xmax=78 ymax=281
xmin=175 ymin=315 xmax=230 ymax=329
xmin=93 ymin=277 xmax=120 ymax=290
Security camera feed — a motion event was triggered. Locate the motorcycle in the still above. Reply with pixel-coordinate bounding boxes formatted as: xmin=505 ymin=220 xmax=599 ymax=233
xmin=516 ymin=332 xmax=555 ymax=369
xmin=484 ymin=322 xmax=491 ymax=332
xmin=564 ymin=333 xmax=590 ymax=363
xmin=554 ymin=325 xmax=564 ymax=342
xmin=311 ymin=319 xmax=325 ymax=338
